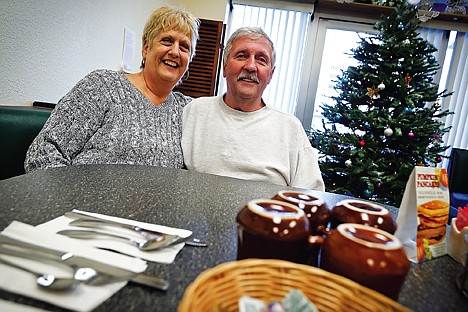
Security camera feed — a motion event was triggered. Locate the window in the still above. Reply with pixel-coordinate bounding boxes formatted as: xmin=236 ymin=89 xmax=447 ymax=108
xmin=296 ymin=18 xmax=377 ymax=131
xmin=310 ymin=25 xmax=375 ymax=133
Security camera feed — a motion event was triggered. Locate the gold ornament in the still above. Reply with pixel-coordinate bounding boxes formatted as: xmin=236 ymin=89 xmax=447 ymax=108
xmin=404 ymin=74 xmax=412 ymax=87
xmin=367 ymin=85 xmax=380 ymax=100
xmin=434 ymin=101 xmax=441 ymax=109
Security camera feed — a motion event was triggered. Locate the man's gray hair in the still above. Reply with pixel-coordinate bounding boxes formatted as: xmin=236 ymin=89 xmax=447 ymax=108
xmin=223 ymin=27 xmax=276 ymax=67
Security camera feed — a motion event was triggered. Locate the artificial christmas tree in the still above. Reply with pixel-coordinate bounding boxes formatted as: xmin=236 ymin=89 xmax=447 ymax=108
xmin=309 ymin=0 xmax=452 ymax=206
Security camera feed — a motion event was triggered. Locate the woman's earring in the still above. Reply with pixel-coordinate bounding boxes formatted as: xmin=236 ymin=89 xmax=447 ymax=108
xmin=140 ymin=58 xmax=146 ymax=68
xmin=182 ymin=70 xmax=190 ymax=81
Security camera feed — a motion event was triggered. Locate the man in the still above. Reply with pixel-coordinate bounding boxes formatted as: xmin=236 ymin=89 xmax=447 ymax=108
xmin=182 ymin=27 xmax=325 ymax=191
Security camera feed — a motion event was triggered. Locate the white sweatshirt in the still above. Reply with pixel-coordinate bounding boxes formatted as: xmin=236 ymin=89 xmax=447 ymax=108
xmin=182 ymin=95 xmax=325 ymax=191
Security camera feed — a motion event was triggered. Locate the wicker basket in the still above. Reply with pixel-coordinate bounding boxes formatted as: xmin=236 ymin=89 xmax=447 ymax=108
xmin=179 ymin=259 xmax=410 ymax=312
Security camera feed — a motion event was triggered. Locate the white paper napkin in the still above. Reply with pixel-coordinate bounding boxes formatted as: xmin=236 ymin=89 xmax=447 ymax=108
xmin=0 ymin=299 xmax=51 ymax=312
xmin=0 ymin=221 xmax=147 ymax=312
xmin=37 ymin=209 xmax=192 ymax=263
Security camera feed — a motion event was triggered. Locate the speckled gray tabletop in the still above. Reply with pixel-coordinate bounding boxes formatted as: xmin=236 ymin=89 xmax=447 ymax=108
xmin=0 ymin=164 xmax=466 ymax=311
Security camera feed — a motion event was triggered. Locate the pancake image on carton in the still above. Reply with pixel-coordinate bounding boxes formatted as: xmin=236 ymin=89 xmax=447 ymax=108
xmin=417 ymin=199 xmax=449 ymax=245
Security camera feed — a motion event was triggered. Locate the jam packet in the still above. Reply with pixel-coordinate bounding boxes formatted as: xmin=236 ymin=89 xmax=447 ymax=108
xmin=455 ymin=205 xmax=468 ymax=231
xmin=448 ymin=205 xmax=468 ymax=265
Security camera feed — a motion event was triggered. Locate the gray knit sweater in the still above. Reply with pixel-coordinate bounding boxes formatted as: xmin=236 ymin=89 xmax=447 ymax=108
xmin=25 ymin=69 xmax=192 ymax=172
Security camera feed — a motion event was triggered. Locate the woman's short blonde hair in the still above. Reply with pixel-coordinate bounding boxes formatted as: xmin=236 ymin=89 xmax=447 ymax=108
xmin=142 ymin=6 xmax=200 ymax=66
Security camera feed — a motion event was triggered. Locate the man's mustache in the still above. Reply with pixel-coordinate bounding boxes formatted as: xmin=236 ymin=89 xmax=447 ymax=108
xmin=237 ymin=72 xmax=259 ymax=84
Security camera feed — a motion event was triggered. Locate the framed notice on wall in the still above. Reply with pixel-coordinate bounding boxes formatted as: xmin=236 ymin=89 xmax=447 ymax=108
xmin=122 ymin=27 xmax=136 ymax=72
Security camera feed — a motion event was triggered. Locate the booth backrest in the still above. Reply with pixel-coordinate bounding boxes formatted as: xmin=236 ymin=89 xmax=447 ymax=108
xmin=0 ymin=106 xmax=52 ymax=180
xmin=448 ymin=148 xmax=468 ymax=194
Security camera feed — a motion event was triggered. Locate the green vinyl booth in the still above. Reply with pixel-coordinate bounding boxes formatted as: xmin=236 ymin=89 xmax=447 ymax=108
xmin=0 ymin=105 xmax=52 ymax=180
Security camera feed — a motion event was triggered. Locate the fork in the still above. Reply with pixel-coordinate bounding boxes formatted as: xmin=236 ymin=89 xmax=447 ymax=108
xmin=65 ymin=211 xmax=208 ymax=247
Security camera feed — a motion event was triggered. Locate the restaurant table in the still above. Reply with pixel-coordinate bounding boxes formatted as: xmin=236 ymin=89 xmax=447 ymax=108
xmin=0 ymin=164 xmax=466 ymax=312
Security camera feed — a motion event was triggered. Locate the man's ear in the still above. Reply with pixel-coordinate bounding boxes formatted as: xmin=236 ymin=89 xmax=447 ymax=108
xmin=267 ymin=66 xmax=276 ymax=84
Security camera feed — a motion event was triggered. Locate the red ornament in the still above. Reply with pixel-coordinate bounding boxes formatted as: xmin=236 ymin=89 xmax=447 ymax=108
xmin=437 ymin=157 xmax=442 ymax=163
xmin=359 ymin=140 xmax=366 ymax=147
xmin=408 ymin=131 xmax=414 ymax=138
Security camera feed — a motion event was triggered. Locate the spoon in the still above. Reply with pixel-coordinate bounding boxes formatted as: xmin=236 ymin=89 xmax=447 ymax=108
xmin=0 ymin=240 xmax=169 ymax=290
xmin=0 ymin=256 xmax=97 ymax=291
xmin=58 ymin=229 xmax=179 ymax=251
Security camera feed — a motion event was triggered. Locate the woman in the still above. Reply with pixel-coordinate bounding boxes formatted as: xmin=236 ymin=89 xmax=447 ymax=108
xmin=24 ymin=6 xmax=200 ymax=172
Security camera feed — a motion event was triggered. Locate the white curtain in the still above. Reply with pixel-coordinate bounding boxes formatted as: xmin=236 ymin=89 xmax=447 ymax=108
xmin=441 ymin=31 xmax=468 ymax=167
xmin=419 ymin=28 xmax=468 ymax=168
xmin=219 ymin=3 xmax=311 ymax=115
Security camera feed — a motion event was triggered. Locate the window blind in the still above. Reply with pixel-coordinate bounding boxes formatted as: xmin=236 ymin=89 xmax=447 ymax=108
xmin=219 ymin=3 xmax=311 ymax=115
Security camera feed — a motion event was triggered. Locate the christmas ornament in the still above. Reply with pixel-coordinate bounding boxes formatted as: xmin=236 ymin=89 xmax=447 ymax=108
xmin=434 ymin=102 xmax=441 ymax=109
xmin=366 ymin=85 xmax=380 ymax=100
xmin=345 ymin=159 xmax=352 ymax=167
xmin=408 ymin=131 xmax=415 ymax=138
xmin=359 ymin=140 xmax=366 ymax=147
xmin=384 ymin=128 xmax=394 ymax=137
xmin=363 ymin=189 xmax=373 ymax=198
xmin=437 ymin=156 xmax=442 ymax=163
xmin=376 ymin=181 xmax=382 ymax=188
xmin=397 ymin=23 xmax=405 ymax=30
xmin=378 ymin=82 xmax=386 ymax=90
xmin=404 ymin=74 xmax=412 ymax=87
xmin=407 ymin=0 xmax=421 ymax=5
xmin=404 ymin=107 xmax=413 ymax=113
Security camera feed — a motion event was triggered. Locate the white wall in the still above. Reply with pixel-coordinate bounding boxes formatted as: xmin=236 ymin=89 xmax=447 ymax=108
xmin=174 ymin=0 xmax=228 ymax=21
xmin=0 ymin=0 xmax=173 ymax=106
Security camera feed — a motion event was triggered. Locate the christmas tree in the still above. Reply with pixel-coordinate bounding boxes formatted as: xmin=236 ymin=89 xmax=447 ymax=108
xmin=309 ymin=0 xmax=452 ymax=206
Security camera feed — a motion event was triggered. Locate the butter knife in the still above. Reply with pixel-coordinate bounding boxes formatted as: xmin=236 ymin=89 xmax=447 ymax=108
xmin=65 ymin=211 xmax=170 ymax=238
xmin=0 ymin=234 xmax=169 ymax=290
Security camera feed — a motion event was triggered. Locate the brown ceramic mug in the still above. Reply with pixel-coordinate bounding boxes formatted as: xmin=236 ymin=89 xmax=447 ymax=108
xmin=330 ymin=199 xmax=397 ymax=234
xmin=319 ymin=223 xmax=410 ymax=300
xmin=236 ymin=199 xmax=317 ymax=265
xmin=272 ymin=191 xmax=330 ymax=235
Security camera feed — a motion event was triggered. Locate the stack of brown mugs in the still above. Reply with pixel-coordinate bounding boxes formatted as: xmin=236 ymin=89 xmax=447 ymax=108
xmin=236 ymin=191 xmax=410 ymax=301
